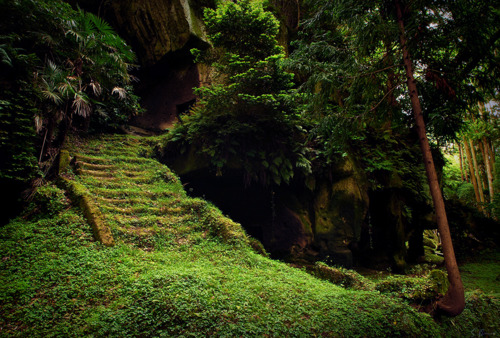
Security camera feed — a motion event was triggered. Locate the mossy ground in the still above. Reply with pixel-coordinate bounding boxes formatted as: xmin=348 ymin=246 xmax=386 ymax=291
xmin=0 ymin=134 xmax=498 ymax=336
xmin=459 ymin=251 xmax=500 ymax=295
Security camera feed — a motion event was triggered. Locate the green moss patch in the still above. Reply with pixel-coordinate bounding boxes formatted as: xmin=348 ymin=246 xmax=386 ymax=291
xmin=1 ymin=134 xmax=498 ymax=336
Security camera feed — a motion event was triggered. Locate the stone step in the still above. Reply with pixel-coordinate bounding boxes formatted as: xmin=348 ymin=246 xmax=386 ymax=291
xmin=77 ymin=168 xmax=152 ymax=180
xmin=77 ymin=161 xmax=161 ymax=174
xmin=99 ymin=204 xmax=184 ymax=216
xmin=78 ymin=176 xmax=160 ymax=189
xmin=76 ymin=161 xmax=117 ymax=171
xmin=105 ymin=214 xmax=190 ymax=227
xmin=84 ymin=149 xmax=140 ymax=157
xmin=77 ymin=168 xmax=115 ymax=178
xmin=89 ymin=187 xmax=178 ymax=199
xmin=95 ymin=197 xmax=175 ymax=210
xmin=75 ymin=154 xmax=152 ymax=164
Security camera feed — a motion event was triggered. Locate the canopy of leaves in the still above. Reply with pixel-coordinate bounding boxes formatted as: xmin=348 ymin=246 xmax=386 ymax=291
xmin=288 ymin=0 xmax=500 ymax=146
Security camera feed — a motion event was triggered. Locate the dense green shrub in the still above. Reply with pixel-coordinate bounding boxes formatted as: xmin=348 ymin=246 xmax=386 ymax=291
xmin=0 ymin=0 xmax=140 ymax=220
xmin=375 ymin=270 xmax=449 ymax=304
xmin=166 ymin=0 xmax=310 ymax=185
xmin=27 ymin=184 xmax=70 ymax=218
xmin=309 ymin=262 xmax=375 ymax=291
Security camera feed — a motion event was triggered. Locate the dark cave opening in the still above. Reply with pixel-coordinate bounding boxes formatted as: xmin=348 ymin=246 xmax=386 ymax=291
xmin=131 ymin=37 xmax=206 ymax=131
xmin=180 ymin=169 xmax=274 ymax=245
xmin=178 ymin=168 xmax=314 ymax=260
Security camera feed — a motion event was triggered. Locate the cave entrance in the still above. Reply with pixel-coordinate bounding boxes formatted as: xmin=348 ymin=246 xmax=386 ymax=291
xmin=179 ymin=168 xmax=312 ymax=259
xmin=181 ymin=170 xmax=274 ymax=244
xmin=131 ymin=42 xmax=201 ymax=131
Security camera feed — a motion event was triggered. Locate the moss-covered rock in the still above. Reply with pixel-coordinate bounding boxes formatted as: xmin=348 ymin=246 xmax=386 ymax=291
xmin=308 ymin=262 xmax=375 ymax=291
xmin=429 ymin=269 xmax=449 ymax=295
xmin=108 ymin=0 xmax=207 ymax=66
xmin=312 ymin=176 xmax=368 ymax=266
xmin=58 ymin=177 xmax=115 ymax=247
xmin=58 ymin=150 xmax=71 ymax=175
xmin=375 ymin=273 xmax=442 ymax=305
xmin=423 ymin=230 xmax=444 ymax=264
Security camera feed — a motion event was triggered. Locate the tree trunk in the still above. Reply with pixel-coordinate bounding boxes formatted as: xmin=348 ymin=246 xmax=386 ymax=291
xmin=478 ymin=103 xmax=495 ymax=203
xmin=470 ymin=139 xmax=486 ymax=209
xmin=462 ymin=142 xmax=469 ymax=182
xmin=395 ymin=0 xmax=464 ymax=317
xmin=480 ymin=138 xmax=494 ymax=202
xmin=458 ymin=143 xmax=464 ymax=182
xmin=490 ymin=140 xmax=496 ymax=167
xmin=463 ymin=137 xmax=482 ymax=209
xmin=488 ymin=139 xmax=496 ymax=172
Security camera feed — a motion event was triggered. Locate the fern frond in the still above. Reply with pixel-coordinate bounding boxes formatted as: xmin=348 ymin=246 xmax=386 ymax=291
xmin=73 ymin=92 xmax=92 ymax=117
xmin=41 ymin=77 xmax=63 ymax=105
xmin=58 ymin=80 xmax=75 ymax=97
xmin=89 ymin=12 xmax=114 ymax=36
xmin=41 ymin=89 xmax=63 ymax=105
xmin=0 ymin=44 xmax=13 ymax=67
xmin=89 ymin=80 xmax=102 ymax=96
xmin=112 ymin=87 xmax=127 ymax=100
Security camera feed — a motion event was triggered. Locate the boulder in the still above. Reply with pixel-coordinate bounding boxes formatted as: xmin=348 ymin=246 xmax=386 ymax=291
xmin=108 ymin=0 xmax=208 ymax=66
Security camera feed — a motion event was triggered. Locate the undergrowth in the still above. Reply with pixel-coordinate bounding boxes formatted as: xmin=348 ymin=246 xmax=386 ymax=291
xmin=0 ymin=134 xmax=498 ymax=337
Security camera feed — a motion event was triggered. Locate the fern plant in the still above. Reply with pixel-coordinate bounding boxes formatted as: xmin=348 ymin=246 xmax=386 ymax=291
xmin=0 ymin=0 xmax=141 ymax=220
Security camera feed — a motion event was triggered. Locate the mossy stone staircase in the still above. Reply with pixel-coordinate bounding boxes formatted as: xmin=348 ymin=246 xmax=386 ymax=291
xmin=59 ymin=134 xmax=247 ymax=249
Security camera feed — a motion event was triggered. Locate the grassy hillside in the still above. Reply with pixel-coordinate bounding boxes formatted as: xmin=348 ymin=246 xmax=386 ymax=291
xmin=0 ymin=134 xmax=498 ymax=336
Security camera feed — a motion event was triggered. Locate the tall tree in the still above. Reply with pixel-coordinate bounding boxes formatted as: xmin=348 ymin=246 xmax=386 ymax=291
xmin=289 ymin=0 xmax=499 ymax=316
xmin=463 ymin=137 xmax=482 ymax=210
xmin=394 ymin=0 xmax=464 ymax=316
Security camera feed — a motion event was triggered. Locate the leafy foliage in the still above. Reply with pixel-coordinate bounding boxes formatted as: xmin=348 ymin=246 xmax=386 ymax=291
xmin=0 ymin=0 xmax=141 ymax=218
xmin=167 ymin=0 xmax=309 ymax=185
xmin=27 ymin=184 xmax=70 ymax=218
xmin=0 ymin=88 xmax=39 ymax=185
xmin=288 ymin=0 xmax=500 ymax=152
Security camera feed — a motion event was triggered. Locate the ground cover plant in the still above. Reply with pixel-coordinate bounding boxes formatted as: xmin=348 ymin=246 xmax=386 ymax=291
xmin=1 ymin=0 xmax=499 ymax=336
xmin=1 ymin=134 xmax=498 ymax=337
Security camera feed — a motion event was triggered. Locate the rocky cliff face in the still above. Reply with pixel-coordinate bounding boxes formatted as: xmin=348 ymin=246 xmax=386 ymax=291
xmin=108 ymin=0 xmax=208 ymax=66
xmin=72 ymin=0 xmax=298 ymax=131
xmin=74 ymin=0 xmax=213 ymax=130
xmin=111 ymin=0 xmax=212 ymax=130
xmin=164 ymin=148 xmax=374 ymax=268
xmin=163 ymin=143 xmax=435 ymax=270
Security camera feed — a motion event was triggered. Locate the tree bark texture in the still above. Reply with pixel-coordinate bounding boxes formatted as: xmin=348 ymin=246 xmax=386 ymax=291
xmin=463 ymin=138 xmax=482 ymax=210
xmin=479 ymin=103 xmax=495 ymax=202
xmin=458 ymin=143 xmax=464 ymax=182
xmin=469 ymin=139 xmax=486 ymax=207
xmin=483 ymin=137 xmax=495 ymax=201
xmin=395 ymin=0 xmax=465 ymax=317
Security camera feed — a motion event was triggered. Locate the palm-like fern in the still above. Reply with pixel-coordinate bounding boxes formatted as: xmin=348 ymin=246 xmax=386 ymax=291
xmin=33 ymin=6 xmax=138 ymax=128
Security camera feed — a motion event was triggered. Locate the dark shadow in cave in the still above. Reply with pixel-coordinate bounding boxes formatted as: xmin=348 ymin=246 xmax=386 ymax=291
xmin=179 ymin=168 xmax=313 ymax=260
xmin=131 ymin=36 xmax=207 ymax=131
xmin=181 ymin=169 xmax=274 ymax=244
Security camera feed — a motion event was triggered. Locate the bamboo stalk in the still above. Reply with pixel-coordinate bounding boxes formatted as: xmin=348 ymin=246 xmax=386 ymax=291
xmin=480 ymin=139 xmax=494 ymax=203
